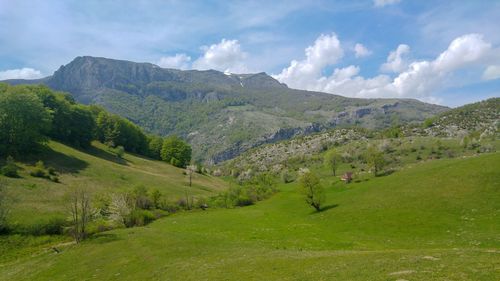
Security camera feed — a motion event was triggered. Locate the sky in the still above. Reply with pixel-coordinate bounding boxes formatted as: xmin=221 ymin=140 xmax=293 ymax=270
xmin=0 ymin=0 xmax=499 ymax=107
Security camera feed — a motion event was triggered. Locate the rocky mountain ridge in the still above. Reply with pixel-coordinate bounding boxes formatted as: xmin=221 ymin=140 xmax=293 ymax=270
xmin=3 ymin=56 xmax=448 ymax=162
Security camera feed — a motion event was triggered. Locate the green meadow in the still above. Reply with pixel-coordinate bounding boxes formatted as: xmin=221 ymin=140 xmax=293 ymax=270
xmin=0 ymin=141 xmax=226 ymax=228
xmin=1 ymin=152 xmax=498 ymax=280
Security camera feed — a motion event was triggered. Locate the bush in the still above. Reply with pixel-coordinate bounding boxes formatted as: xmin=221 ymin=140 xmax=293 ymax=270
xmin=115 ymin=146 xmax=125 ymax=158
xmin=30 ymin=160 xmax=49 ymax=178
xmin=125 ymin=209 xmax=156 ymax=227
xmin=50 ymin=176 xmax=60 ymax=183
xmin=159 ymin=200 xmax=180 ymax=213
xmin=47 ymin=167 xmax=57 ymax=175
xmin=281 ymin=170 xmax=295 ymax=183
xmin=1 ymin=156 xmax=19 ymax=178
xmin=15 ymin=216 xmax=68 ymax=235
xmin=87 ymin=219 xmax=115 ymax=235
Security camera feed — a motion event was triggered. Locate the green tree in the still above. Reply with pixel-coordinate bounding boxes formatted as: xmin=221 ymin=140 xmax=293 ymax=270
xmin=160 ymin=135 xmax=192 ymax=168
xmin=34 ymin=86 xmax=94 ymax=147
xmin=0 ymin=86 xmax=52 ymax=155
xmin=299 ymin=171 xmax=325 ymax=212
xmin=148 ymin=135 xmax=164 ymax=159
xmin=365 ymin=147 xmax=385 ymax=176
xmin=324 ymin=149 xmax=341 ymax=176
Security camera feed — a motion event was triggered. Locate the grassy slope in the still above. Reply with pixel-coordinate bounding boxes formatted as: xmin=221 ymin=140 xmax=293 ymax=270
xmin=0 ymin=141 xmax=227 ymax=226
xmin=1 ymin=153 xmax=499 ymax=280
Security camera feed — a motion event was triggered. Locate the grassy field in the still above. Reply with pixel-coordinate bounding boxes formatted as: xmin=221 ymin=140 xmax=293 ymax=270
xmin=1 ymin=152 xmax=498 ymax=280
xmin=0 ymin=141 xmax=227 ymax=227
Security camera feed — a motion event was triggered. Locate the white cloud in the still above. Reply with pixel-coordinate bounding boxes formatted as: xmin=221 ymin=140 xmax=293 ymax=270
xmin=433 ymin=33 xmax=491 ymax=72
xmin=273 ymin=33 xmax=499 ymax=103
xmin=374 ymin=0 xmax=401 ymax=7
xmin=380 ymin=44 xmax=410 ymax=73
xmin=157 ymin=54 xmax=191 ymax=70
xmin=0 ymin=68 xmax=43 ymax=80
xmin=192 ymin=39 xmax=248 ymax=73
xmin=273 ymin=33 xmax=344 ymax=89
xmin=354 ymin=43 xmax=372 ymax=58
xmin=482 ymin=65 xmax=500 ymax=81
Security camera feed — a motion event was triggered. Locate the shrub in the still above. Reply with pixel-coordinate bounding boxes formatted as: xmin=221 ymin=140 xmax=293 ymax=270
xmin=87 ymin=219 xmax=114 ymax=234
xmin=1 ymin=156 xmax=19 ymax=178
xmin=125 ymin=209 xmax=156 ymax=227
xmin=194 ymin=197 xmax=209 ymax=210
xmin=159 ymin=200 xmax=180 ymax=213
xmin=15 ymin=216 xmax=67 ymax=235
xmin=281 ymin=169 xmax=295 ymax=183
xmin=30 ymin=161 xmax=48 ymax=178
xmin=132 ymin=185 xmax=153 ymax=210
xmin=115 ymin=146 xmax=125 ymax=158
xmin=47 ymin=167 xmax=57 ymax=176
xmin=235 ymin=195 xmax=253 ymax=207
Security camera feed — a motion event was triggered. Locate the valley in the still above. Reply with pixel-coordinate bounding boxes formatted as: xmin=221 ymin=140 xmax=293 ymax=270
xmin=1 ymin=153 xmax=499 ymax=280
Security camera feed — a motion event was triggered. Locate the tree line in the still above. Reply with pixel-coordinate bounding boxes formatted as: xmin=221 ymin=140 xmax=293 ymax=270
xmin=0 ymin=83 xmax=191 ymax=167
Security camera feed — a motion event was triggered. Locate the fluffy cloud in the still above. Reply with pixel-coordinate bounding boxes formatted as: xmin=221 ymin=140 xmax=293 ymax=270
xmin=354 ymin=43 xmax=372 ymax=58
xmin=380 ymin=44 xmax=410 ymax=73
xmin=274 ymin=33 xmax=498 ymax=103
xmin=0 ymin=68 xmax=43 ymax=80
xmin=157 ymin=54 xmax=192 ymax=70
xmin=374 ymin=0 xmax=401 ymax=7
xmin=482 ymin=65 xmax=500 ymax=80
xmin=192 ymin=39 xmax=248 ymax=73
xmin=273 ymin=33 xmax=344 ymax=90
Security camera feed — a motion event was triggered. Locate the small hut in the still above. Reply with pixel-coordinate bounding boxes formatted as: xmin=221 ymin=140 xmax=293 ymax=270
xmin=340 ymin=172 xmax=353 ymax=183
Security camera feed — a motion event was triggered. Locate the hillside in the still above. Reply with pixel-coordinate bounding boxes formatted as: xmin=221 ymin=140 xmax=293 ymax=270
xmin=0 ymin=141 xmax=226 ymax=228
xmin=224 ymin=98 xmax=499 ymax=174
xmin=410 ymin=97 xmax=499 ymax=138
xmin=4 ymin=56 xmax=447 ymax=163
xmin=1 ymin=152 xmax=498 ymax=280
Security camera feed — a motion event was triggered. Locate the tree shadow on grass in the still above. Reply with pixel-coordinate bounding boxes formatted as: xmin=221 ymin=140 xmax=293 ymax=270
xmin=86 ymin=233 xmax=121 ymax=244
xmin=83 ymin=145 xmax=128 ymax=166
xmin=19 ymin=146 xmax=89 ymax=174
xmin=310 ymin=204 xmax=339 ymax=214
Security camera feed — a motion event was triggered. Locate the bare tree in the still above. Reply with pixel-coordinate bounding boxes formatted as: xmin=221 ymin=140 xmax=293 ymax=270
xmin=68 ymin=188 xmax=92 ymax=243
xmin=186 ymin=165 xmax=197 ymax=187
xmin=184 ymin=165 xmax=197 ymax=210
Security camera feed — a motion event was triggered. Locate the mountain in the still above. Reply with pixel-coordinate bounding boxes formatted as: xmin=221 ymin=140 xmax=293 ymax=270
xmin=3 ymin=56 xmax=448 ymax=163
xmin=224 ymin=97 xmax=499 ymax=175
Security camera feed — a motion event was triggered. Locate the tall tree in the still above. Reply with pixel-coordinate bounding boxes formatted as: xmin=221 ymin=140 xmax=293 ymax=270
xmin=0 ymin=86 xmax=52 ymax=156
xmin=148 ymin=135 xmax=164 ymax=159
xmin=299 ymin=171 xmax=325 ymax=212
xmin=68 ymin=188 xmax=92 ymax=243
xmin=160 ymin=135 xmax=192 ymax=168
xmin=365 ymin=147 xmax=386 ymax=176
xmin=324 ymin=149 xmax=341 ymax=176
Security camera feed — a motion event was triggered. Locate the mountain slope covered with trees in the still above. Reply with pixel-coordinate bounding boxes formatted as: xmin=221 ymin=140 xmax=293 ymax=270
xmin=4 ymin=56 xmax=448 ymax=163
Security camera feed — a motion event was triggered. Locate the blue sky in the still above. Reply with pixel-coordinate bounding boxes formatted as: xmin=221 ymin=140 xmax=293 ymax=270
xmin=0 ymin=0 xmax=499 ymax=107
